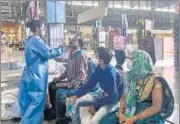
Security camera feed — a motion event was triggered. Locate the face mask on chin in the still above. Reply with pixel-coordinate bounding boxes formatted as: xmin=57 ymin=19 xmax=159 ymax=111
xmin=98 ymin=59 xmax=103 ymax=65
xmin=36 ymin=27 xmax=42 ymax=37
xmin=69 ymin=45 xmax=78 ymax=52
xmin=98 ymin=59 xmax=106 ymax=69
xmin=127 ymin=60 xmax=133 ymax=70
xmin=93 ymin=57 xmax=98 ymax=64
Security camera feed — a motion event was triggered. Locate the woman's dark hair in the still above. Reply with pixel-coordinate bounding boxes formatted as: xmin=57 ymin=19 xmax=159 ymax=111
xmin=26 ymin=20 xmax=42 ymax=33
xmin=1 ymin=31 xmax=4 ymax=35
xmin=115 ymin=28 xmax=120 ymax=33
xmin=146 ymin=30 xmax=151 ymax=36
xmin=95 ymin=47 xmax=112 ymax=64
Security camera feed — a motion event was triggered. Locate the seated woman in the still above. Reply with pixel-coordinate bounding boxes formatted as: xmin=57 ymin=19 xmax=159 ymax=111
xmin=119 ymin=50 xmax=165 ymax=124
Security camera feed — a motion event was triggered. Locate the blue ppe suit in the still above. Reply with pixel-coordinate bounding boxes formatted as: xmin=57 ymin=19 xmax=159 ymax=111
xmin=18 ymin=35 xmax=63 ymax=124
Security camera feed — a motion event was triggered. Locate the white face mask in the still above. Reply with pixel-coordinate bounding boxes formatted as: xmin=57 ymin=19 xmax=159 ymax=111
xmin=93 ymin=57 xmax=99 ymax=65
xmin=127 ymin=60 xmax=133 ymax=70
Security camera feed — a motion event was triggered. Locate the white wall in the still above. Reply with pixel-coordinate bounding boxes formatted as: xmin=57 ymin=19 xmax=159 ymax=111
xmin=163 ymin=37 xmax=174 ymax=59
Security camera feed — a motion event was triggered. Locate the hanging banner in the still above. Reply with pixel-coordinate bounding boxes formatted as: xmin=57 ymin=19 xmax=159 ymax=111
xmin=121 ymin=14 xmax=128 ymax=28
xmin=28 ymin=1 xmax=39 ymax=20
xmin=99 ymin=31 xmax=106 ymax=42
xmin=176 ymin=1 xmax=180 ymax=13
xmin=47 ymin=1 xmax=66 ymax=23
xmin=145 ymin=19 xmax=154 ymax=31
xmin=49 ymin=24 xmax=64 ymax=48
xmin=122 ymin=28 xmax=126 ymax=37
xmin=47 ymin=1 xmax=56 ymax=23
xmin=56 ymin=1 xmax=66 ymax=23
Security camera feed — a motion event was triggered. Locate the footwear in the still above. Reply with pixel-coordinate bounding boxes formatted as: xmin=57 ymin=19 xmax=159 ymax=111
xmin=13 ymin=118 xmax=21 ymax=122
xmin=55 ymin=120 xmax=61 ymax=124
xmin=55 ymin=118 xmax=71 ymax=124
xmin=44 ymin=108 xmax=56 ymax=121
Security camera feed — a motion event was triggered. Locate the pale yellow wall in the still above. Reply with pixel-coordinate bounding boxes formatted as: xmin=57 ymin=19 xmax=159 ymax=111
xmin=81 ymin=26 xmax=93 ymax=40
xmin=1 ymin=23 xmax=21 ymax=42
xmin=65 ymin=25 xmax=93 ymax=40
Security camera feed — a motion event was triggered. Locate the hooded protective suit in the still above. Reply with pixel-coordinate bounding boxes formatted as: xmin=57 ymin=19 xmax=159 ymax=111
xmin=18 ymin=35 xmax=63 ymax=124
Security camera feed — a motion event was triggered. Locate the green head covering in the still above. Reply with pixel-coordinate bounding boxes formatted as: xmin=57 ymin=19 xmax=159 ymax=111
xmin=124 ymin=50 xmax=153 ymax=117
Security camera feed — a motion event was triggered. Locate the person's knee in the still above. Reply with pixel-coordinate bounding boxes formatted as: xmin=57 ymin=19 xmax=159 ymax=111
xmin=56 ymin=89 xmax=65 ymax=98
xmin=56 ymin=89 xmax=68 ymax=102
xmin=76 ymin=94 xmax=94 ymax=106
xmin=75 ymin=98 xmax=83 ymax=105
xmin=90 ymin=118 xmax=100 ymax=124
xmin=73 ymin=98 xmax=83 ymax=110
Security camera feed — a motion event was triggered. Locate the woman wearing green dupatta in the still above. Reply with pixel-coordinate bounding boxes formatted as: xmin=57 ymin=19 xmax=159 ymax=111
xmin=119 ymin=50 xmax=164 ymax=124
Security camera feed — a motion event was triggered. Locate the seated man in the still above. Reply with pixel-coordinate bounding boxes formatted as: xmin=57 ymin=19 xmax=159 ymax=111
xmin=48 ymin=36 xmax=88 ymax=123
xmin=69 ymin=47 xmax=124 ymax=124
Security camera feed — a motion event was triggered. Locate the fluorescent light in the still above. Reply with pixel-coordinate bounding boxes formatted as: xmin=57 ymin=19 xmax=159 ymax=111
xmin=123 ymin=5 xmax=130 ymax=9
xmin=155 ymin=8 xmax=161 ymax=11
xmin=67 ymin=2 xmax=176 ymax=13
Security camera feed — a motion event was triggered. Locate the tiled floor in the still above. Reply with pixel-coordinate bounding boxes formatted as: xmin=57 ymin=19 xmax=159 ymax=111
xmin=1 ymin=50 xmax=179 ymax=124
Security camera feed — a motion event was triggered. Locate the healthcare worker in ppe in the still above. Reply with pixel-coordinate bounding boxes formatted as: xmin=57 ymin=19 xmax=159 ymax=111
xmin=18 ymin=20 xmax=63 ymax=124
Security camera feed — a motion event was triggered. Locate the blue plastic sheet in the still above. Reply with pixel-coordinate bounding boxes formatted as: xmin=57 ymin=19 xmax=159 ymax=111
xmin=47 ymin=1 xmax=65 ymax=23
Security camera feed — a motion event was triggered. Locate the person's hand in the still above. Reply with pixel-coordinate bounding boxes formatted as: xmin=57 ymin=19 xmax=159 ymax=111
xmin=118 ymin=113 xmax=126 ymax=124
xmin=59 ymin=45 xmax=64 ymax=52
xmin=53 ymin=77 xmax=60 ymax=82
xmin=45 ymin=102 xmax=52 ymax=109
xmin=68 ymin=95 xmax=78 ymax=104
xmin=89 ymin=106 xmax=96 ymax=115
xmin=124 ymin=116 xmax=138 ymax=124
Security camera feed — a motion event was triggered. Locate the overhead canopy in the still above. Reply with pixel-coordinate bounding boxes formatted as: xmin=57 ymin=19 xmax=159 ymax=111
xmin=77 ymin=2 xmax=108 ymax=24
